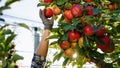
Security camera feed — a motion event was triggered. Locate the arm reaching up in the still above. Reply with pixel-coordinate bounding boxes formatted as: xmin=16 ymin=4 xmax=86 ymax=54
xmin=31 ymin=9 xmax=54 ymax=68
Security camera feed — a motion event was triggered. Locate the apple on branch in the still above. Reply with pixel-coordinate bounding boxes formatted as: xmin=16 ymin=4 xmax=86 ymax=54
xmin=64 ymin=48 xmax=74 ymax=58
xmin=83 ymin=0 xmax=92 ymax=2
xmin=45 ymin=7 xmax=53 ymax=18
xmin=44 ymin=0 xmax=52 ymax=3
xmin=60 ymin=40 xmax=70 ymax=50
xmin=68 ymin=30 xmax=81 ymax=42
xmin=53 ymin=5 xmax=61 ymax=15
xmin=108 ymin=3 xmax=116 ymax=11
xmin=71 ymin=4 xmax=82 ymax=17
xmin=64 ymin=10 xmax=73 ymax=22
xmin=83 ymin=25 xmax=94 ymax=36
xmin=96 ymin=35 xmax=115 ymax=53
xmin=95 ymin=26 xmax=106 ymax=37
xmin=84 ymin=5 xmax=93 ymax=16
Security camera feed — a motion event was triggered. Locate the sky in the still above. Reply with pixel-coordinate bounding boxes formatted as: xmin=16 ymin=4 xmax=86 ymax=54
xmin=3 ymin=0 xmax=40 ymax=21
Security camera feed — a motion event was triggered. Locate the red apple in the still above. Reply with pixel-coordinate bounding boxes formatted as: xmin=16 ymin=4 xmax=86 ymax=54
xmin=53 ymin=5 xmax=61 ymax=15
xmin=83 ymin=25 xmax=94 ymax=36
xmin=84 ymin=0 xmax=92 ymax=2
xmin=71 ymin=4 xmax=82 ymax=17
xmin=95 ymin=26 xmax=106 ymax=37
xmin=64 ymin=48 xmax=73 ymax=57
xmin=84 ymin=6 xmax=93 ymax=16
xmin=102 ymin=44 xmax=115 ymax=53
xmin=68 ymin=30 xmax=81 ymax=42
xmin=64 ymin=10 xmax=73 ymax=21
xmin=60 ymin=41 xmax=70 ymax=50
xmin=97 ymin=36 xmax=110 ymax=51
xmin=108 ymin=4 xmax=116 ymax=11
xmin=44 ymin=0 xmax=52 ymax=3
xmin=45 ymin=7 xmax=53 ymax=18
xmin=64 ymin=17 xmax=71 ymax=22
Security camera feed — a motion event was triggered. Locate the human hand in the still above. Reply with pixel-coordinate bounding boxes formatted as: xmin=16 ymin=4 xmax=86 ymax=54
xmin=39 ymin=9 xmax=54 ymax=30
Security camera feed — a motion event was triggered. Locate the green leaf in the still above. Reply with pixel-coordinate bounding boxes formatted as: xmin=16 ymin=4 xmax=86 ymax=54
xmin=64 ymin=2 xmax=72 ymax=9
xmin=58 ymin=33 xmax=68 ymax=44
xmin=83 ymin=36 xmax=89 ymax=47
xmin=76 ymin=44 xmax=84 ymax=54
xmin=116 ymin=24 xmax=120 ymax=33
xmin=51 ymin=28 xmax=59 ymax=33
xmin=5 ymin=0 xmax=20 ymax=6
xmin=2 ymin=60 xmax=7 ymax=68
xmin=56 ymin=0 xmax=67 ymax=5
xmin=53 ymin=51 xmax=64 ymax=62
xmin=7 ymin=64 xmax=14 ymax=68
xmin=72 ymin=19 xmax=80 ymax=27
xmin=93 ymin=25 xmax=98 ymax=32
xmin=5 ymin=34 xmax=16 ymax=46
xmin=2 ymin=29 xmax=13 ymax=35
xmin=46 ymin=34 xmax=58 ymax=39
xmin=62 ymin=58 xmax=69 ymax=66
xmin=0 ymin=36 xmax=5 ymax=43
xmin=63 ymin=24 xmax=72 ymax=31
xmin=117 ymin=58 xmax=120 ymax=66
xmin=18 ymin=23 xmax=30 ymax=30
xmin=93 ymin=8 xmax=101 ymax=15
xmin=72 ymin=19 xmax=80 ymax=30
xmin=37 ymin=3 xmax=50 ymax=7
xmin=12 ymin=54 xmax=24 ymax=61
xmin=50 ymin=41 xmax=58 ymax=46
xmin=0 ymin=24 xmax=9 ymax=31
xmin=94 ymin=36 xmax=104 ymax=45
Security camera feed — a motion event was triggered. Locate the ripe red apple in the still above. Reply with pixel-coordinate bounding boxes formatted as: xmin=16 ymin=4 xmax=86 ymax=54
xmin=71 ymin=4 xmax=82 ymax=17
xmin=64 ymin=48 xmax=73 ymax=57
xmin=64 ymin=17 xmax=71 ymax=22
xmin=102 ymin=44 xmax=115 ymax=53
xmin=84 ymin=6 xmax=93 ymax=16
xmin=60 ymin=41 xmax=70 ymax=50
xmin=96 ymin=35 xmax=113 ymax=53
xmin=83 ymin=25 xmax=94 ymax=36
xmin=44 ymin=0 xmax=52 ymax=3
xmin=68 ymin=30 xmax=81 ymax=42
xmin=108 ymin=4 xmax=116 ymax=11
xmin=64 ymin=10 xmax=73 ymax=21
xmin=95 ymin=26 xmax=106 ymax=37
xmin=45 ymin=7 xmax=53 ymax=18
xmin=84 ymin=0 xmax=92 ymax=2
xmin=53 ymin=5 xmax=61 ymax=15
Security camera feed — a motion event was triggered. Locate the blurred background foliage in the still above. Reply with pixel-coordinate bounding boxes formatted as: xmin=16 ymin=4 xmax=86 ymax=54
xmin=0 ymin=0 xmax=30 ymax=68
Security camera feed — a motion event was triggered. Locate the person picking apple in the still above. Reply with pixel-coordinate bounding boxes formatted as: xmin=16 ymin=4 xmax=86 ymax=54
xmin=31 ymin=9 xmax=54 ymax=68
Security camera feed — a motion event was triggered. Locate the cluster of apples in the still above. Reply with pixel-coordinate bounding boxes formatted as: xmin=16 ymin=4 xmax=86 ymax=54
xmin=42 ymin=0 xmax=115 ymax=57
xmin=42 ymin=0 xmax=61 ymax=18
xmin=44 ymin=5 xmax=61 ymax=18
xmin=60 ymin=26 xmax=115 ymax=57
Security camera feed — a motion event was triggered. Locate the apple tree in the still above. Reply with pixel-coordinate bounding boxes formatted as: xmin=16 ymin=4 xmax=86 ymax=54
xmin=38 ymin=0 xmax=120 ymax=68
